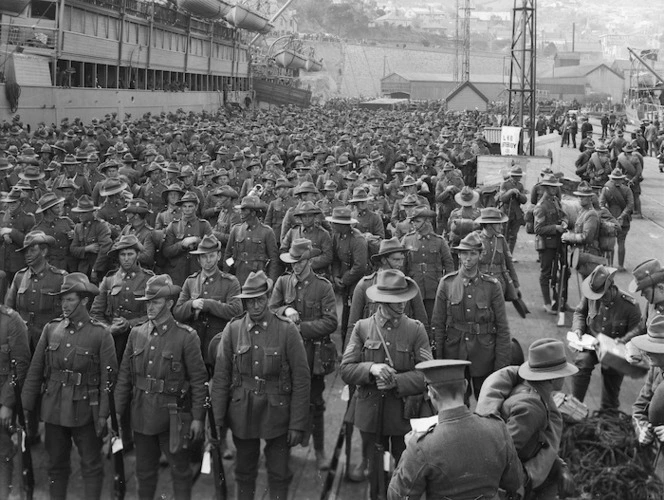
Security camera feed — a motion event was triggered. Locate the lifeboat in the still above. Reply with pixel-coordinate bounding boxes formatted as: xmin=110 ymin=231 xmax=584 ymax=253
xmin=177 ymin=0 xmax=231 ymax=20
xmin=274 ymin=48 xmax=308 ymax=70
xmin=305 ymin=58 xmax=322 ymax=72
xmin=225 ymin=4 xmax=273 ymax=34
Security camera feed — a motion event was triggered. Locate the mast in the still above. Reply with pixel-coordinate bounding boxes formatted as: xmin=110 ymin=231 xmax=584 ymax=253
xmin=627 ymin=47 xmax=664 ymax=85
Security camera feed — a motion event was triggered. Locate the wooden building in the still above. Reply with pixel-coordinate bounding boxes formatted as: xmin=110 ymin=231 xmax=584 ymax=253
xmin=445 ymin=81 xmax=489 ymax=111
xmin=380 ymin=72 xmax=506 ymax=103
xmin=538 ymin=63 xmax=624 ymax=102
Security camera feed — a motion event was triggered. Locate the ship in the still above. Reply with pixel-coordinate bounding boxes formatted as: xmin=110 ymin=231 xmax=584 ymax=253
xmin=0 ymin=0 xmax=311 ymax=128
xmin=624 ymin=47 xmax=664 ymax=126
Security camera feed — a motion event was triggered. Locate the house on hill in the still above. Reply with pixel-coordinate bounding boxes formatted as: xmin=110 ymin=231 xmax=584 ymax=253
xmin=380 ymin=71 xmax=507 ymax=102
xmin=538 ymin=63 xmax=624 ymax=101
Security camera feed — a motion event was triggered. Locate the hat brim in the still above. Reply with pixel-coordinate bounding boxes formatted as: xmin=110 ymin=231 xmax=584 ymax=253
xmin=370 ymin=247 xmax=410 ymax=263
xmin=35 ymin=197 xmax=65 ymax=214
xmin=135 ymin=285 xmax=182 ymax=301
xmin=100 ymin=183 xmax=128 ymax=197
xmin=235 ymin=202 xmax=267 ymax=211
xmin=190 ymin=244 xmax=222 ymax=255
xmin=71 ymin=205 xmax=100 ymax=213
xmin=234 ymin=279 xmax=273 ymax=299
xmin=581 ymin=269 xmax=617 ymax=300
xmin=49 ymin=283 xmax=100 ymax=296
xmin=631 ymin=334 xmax=664 ymax=354
xmin=452 ymin=243 xmax=483 ymax=252
xmin=540 ymin=181 xmax=563 ymax=187
xmin=366 ymin=280 xmax=418 ymax=303
xmin=454 ymin=191 xmax=480 ymax=206
xmin=476 ymin=214 xmax=508 ymax=224
xmin=18 ymin=236 xmax=56 ymax=251
xmin=408 ymin=210 xmax=436 ymax=220
xmin=121 ymin=207 xmax=152 ymax=214
xmin=280 ymin=248 xmax=322 ymax=263
xmin=326 ymin=216 xmax=358 ymax=225
xmin=518 ymin=361 xmax=578 ymax=381
xmin=572 ymin=191 xmax=595 ymax=197
xmin=349 ymin=197 xmax=370 ymax=203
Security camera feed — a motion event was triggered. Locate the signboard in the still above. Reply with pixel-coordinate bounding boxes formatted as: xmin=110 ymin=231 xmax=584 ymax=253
xmin=500 ymin=126 xmax=522 ymax=155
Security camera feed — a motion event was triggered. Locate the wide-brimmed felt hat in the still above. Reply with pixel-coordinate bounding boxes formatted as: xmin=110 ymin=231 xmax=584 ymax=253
xmin=400 ymin=194 xmax=419 ymax=207
xmin=190 ymin=234 xmax=222 ymax=255
xmin=163 ymin=163 xmax=181 ymax=175
xmin=71 ymin=195 xmax=100 ymax=213
xmin=321 ymin=180 xmax=338 ymax=191
xmin=608 ymin=168 xmax=626 ymax=180
xmin=366 ymin=269 xmax=418 ymax=303
xmin=573 ymin=181 xmax=594 ymax=197
xmin=234 ymin=270 xmax=273 ymax=299
xmin=211 ymin=185 xmax=239 ymax=199
xmin=293 ymin=200 xmax=322 ymax=217
xmin=99 ymin=178 xmax=128 ymax=197
xmin=371 ymin=237 xmax=410 ymax=263
xmin=623 ymin=144 xmax=634 ymax=153
xmin=178 ymin=165 xmax=195 ymax=178
xmin=518 ymin=338 xmax=578 ymax=381
xmin=18 ymin=166 xmax=45 ymax=181
xmin=581 ymin=265 xmax=617 ymax=300
xmin=408 ymin=205 xmax=436 ymax=220
xmin=55 ymin=178 xmax=78 ymax=191
xmin=452 ymin=231 xmax=483 ymax=252
xmin=406 ymin=156 xmax=418 ymax=166
xmin=454 ymin=186 xmax=479 ymax=207
xmin=145 ymin=162 xmax=162 ymax=175
xmin=161 ymin=184 xmax=185 ymax=203
xmin=632 ymin=314 xmax=664 ymax=353
xmin=324 ymin=155 xmax=336 ymax=166
xmin=18 ymin=230 xmax=56 ymax=251
xmin=121 ymin=198 xmax=152 ymax=214
xmin=402 ymin=175 xmax=417 ymax=187
xmin=212 ymin=168 xmax=229 ymax=180
xmin=34 ymin=192 xmax=64 ymax=214
xmin=336 ymin=155 xmax=351 ymax=167
xmin=176 ymin=191 xmax=200 ymax=205
xmin=48 ymin=272 xmax=99 ymax=296
xmin=326 ymin=206 xmax=358 ymax=225
xmin=539 ymin=173 xmax=562 ymax=187
xmin=235 ymin=195 xmax=267 ymax=211
xmin=280 ymin=238 xmax=321 ymax=263
xmin=135 ymin=274 xmax=181 ymax=301
xmin=110 ymin=234 xmax=144 ymax=256
xmin=275 ymin=177 xmax=293 ymax=189
xmin=99 ymin=160 xmax=120 ymax=173
xmin=366 ymin=168 xmax=386 ymax=182
xmin=595 ymin=144 xmax=609 ymax=153
xmin=475 ymin=207 xmax=508 ymax=224
xmin=122 ymin=152 xmax=137 ymax=163
xmin=442 ymin=162 xmax=455 ymax=172
xmin=392 ymin=162 xmax=407 ymax=173
xmin=61 ymin=154 xmax=80 ymax=165
xmin=0 ymin=189 xmax=22 ymax=203
xmin=293 ymin=181 xmax=318 ymax=196
xmin=415 ymin=359 xmax=470 ymax=386
xmin=509 ymin=166 xmax=524 ymax=177
xmin=349 ymin=187 xmax=370 ymax=203
xmin=629 ymin=259 xmax=664 ymax=293
xmin=0 ymin=158 xmax=12 ymax=171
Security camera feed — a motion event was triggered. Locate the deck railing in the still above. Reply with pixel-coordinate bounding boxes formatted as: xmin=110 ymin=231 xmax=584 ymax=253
xmin=0 ymin=23 xmax=57 ymax=50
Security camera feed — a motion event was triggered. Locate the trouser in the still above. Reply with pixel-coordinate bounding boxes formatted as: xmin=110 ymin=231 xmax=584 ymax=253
xmin=570 ymin=133 xmax=577 ymax=148
xmin=560 ymin=132 xmax=569 ymax=147
xmin=233 ymin=433 xmax=291 ymax=500
xmin=539 ymin=248 xmax=568 ymax=306
xmin=464 ymin=371 xmax=489 ymax=405
xmin=360 ymin=431 xmax=406 ymax=499
xmin=504 ymin=218 xmax=521 ymax=254
xmin=649 ymin=141 xmax=657 ymax=156
xmin=632 ymin=185 xmax=642 ymax=215
xmin=134 ymin=430 xmax=193 ymax=500
xmin=571 ymin=350 xmax=624 ymax=410
xmin=44 ymin=421 xmax=104 ymax=500
xmin=310 ymin=375 xmax=326 ymax=451
xmin=617 ymin=225 xmax=629 ymax=267
xmin=0 ymin=426 xmax=14 ymax=499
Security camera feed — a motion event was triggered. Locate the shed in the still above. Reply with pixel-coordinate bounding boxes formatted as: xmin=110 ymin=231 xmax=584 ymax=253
xmin=538 ymin=63 xmax=624 ymax=101
xmin=380 ymin=72 xmax=506 ymax=102
xmin=445 ymin=81 xmax=489 ymax=111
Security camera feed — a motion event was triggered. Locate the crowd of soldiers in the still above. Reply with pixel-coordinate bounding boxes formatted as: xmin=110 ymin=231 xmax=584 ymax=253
xmin=0 ymin=102 xmax=662 ymax=500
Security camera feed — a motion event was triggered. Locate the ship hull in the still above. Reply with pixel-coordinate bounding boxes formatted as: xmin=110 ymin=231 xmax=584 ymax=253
xmin=0 ymin=84 xmax=254 ymax=127
xmin=625 ymin=98 xmax=664 ymax=126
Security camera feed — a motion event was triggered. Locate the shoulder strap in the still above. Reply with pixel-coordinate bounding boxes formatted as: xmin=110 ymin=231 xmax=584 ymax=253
xmin=370 ymin=316 xmax=394 ymax=367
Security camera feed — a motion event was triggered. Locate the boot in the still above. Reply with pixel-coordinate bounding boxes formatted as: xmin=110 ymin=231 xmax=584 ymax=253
xmin=346 ymin=457 xmax=369 ymax=482
xmin=312 ymin=413 xmax=330 ymax=471
xmin=541 ymin=285 xmax=555 ymax=315
xmin=236 ymin=481 xmax=256 ymax=500
xmin=315 ymin=449 xmax=331 ymax=471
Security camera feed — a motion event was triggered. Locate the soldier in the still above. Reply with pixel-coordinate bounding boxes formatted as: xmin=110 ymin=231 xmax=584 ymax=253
xmin=173 ymin=234 xmax=242 ymax=368
xmin=561 ymin=182 xmax=601 ymax=278
xmin=475 ymin=339 xmax=576 ymax=499
xmin=0 ymin=302 xmax=30 ymax=498
xmin=476 ymin=207 xmax=521 ymax=301
xmin=388 ymin=360 xmax=522 ymax=500
xmin=349 ymin=187 xmax=385 ymax=255
xmin=91 ymin=159 xmax=121 ymax=205
xmin=0 ymin=188 xmax=35 ymax=298
xmin=571 ymin=265 xmax=641 ymax=409
xmin=498 ymin=166 xmax=527 ymax=255
xmin=316 ymin=180 xmax=344 ymax=218
xmin=155 ymin=183 xmax=184 ymax=230
xmin=326 ymin=207 xmax=368 ymax=342
xmin=628 ymin=259 xmax=664 ymax=340
xmin=341 ymin=269 xmax=432 ymax=488
xmin=577 ymin=143 xmax=611 ymax=191
xmin=119 ymin=198 xmax=156 ymax=269
xmin=280 ymin=181 xmax=320 ymax=242
xmin=447 ymin=186 xmax=480 ymax=256
xmin=434 ymin=163 xmax=464 ymax=236
xmin=431 ymin=232 xmax=512 ymax=400
xmin=21 ymin=273 xmax=117 ymax=500
xmin=32 ymin=191 xmax=76 ymax=272
xmin=402 ymin=205 xmax=454 ymax=324
xmin=264 ymin=177 xmax=297 ymax=240
xmin=114 ymin=274 xmax=207 ymax=500
xmin=211 ymin=271 xmax=310 ymax=500
xmin=348 ymin=237 xmax=428 ymax=339
xmin=269 ymin=239 xmax=338 ymax=470
xmin=617 ymin=144 xmax=644 ymax=218
xmin=534 ymin=174 xmax=569 ymax=314
xmin=69 ymin=195 xmax=113 ymax=283
xmin=599 ymin=168 xmax=634 ymax=272
xmin=136 ymin=162 xmax=166 ymax=227
xmin=162 ymin=191 xmax=213 ymax=286
xmin=280 ymin=201 xmax=333 ymax=275
xmin=96 ymin=178 xmax=129 ymax=238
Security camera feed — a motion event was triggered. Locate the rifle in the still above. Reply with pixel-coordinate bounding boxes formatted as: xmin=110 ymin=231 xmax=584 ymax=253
xmin=203 ymin=382 xmax=227 ymax=500
xmin=556 ymin=244 xmax=568 ymax=327
xmin=10 ymin=359 xmax=34 ymax=500
xmin=106 ymin=366 xmax=126 ymax=500
xmin=370 ymin=392 xmax=388 ymax=500
xmin=320 ymin=386 xmax=354 ymax=500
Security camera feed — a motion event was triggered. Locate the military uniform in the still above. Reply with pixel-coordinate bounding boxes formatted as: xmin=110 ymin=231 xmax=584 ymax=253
xmin=534 ymin=194 xmax=568 ymax=309
xmin=70 ymin=218 xmax=113 ymax=278
xmin=96 ymin=197 xmax=127 ymax=237
xmin=120 ymin=221 xmax=156 ymax=269
xmin=571 ymin=288 xmax=641 ymax=409
xmin=478 ymin=232 xmax=519 ymax=300
xmin=0 ymin=305 xmax=30 ymax=498
xmin=434 ymin=173 xmax=464 ymax=234
xmin=388 ymin=406 xmax=522 ymax=500
xmin=33 ymin=215 xmax=76 ymax=271
xmin=21 ymin=307 xmax=117 ymax=500
xmin=431 ymin=271 xmax=512 ymax=395
xmin=316 ymin=197 xmax=344 ymax=218
xmin=280 ymin=224 xmax=333 ymax=275
xmin=114 ymin=308 xmax=208 ymax=500
xmin=498 ymin=177 xmax=528 ymax=254
xmin=578 ymin=151 xmax=611 ymax=189
xmin=341 ymin=312 xmax=432 ymax=465
xmin=0 ymin=208 xmax=35 ymax=283
xmin=269 ymin=270 xmax=337 ymax=457
xmin=211 ymin=312 xmax=310 ymax=499
xmin=330 ymin=228 xmax=368 ymax=294
xmin=6 ymin=263 xmax=67 ymax=350
xmin=137 ymin=180 xmax=166 ymax=226
xmin=173 ymin=268 xmax=242 ymax=365
xmin=402 ymin=226 xmax=454 ymax=322
xmin=565 ymin=206 xmax=601 ymax=277
xmin=224 ymin=220 xmax=279 ymax=286
xmin=212 ymin=206 xmax=241 ymax=253
xmin=162 ymin=216 xmax=213 ymax=285
xmin=447 ymin=206 xmax=480 ymax=248
xmin=154 ymin=206 xmax=182 ymax=230
xmin=599 ymin=179 xmax=634 ymax=267
xmin=265 ymin=195 xmax=298 ymax=239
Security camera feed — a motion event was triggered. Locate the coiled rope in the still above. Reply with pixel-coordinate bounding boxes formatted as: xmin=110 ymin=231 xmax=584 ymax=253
xmin=560 ymin=409 xmax=664 ymax=500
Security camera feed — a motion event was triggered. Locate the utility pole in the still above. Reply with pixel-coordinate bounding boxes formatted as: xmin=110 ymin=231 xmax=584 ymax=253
xmin=507 ymin=0 xmax=536 ymax=155
xmin=462 ymin=0 xmax=471 ymax=81
xmin=454 ymin=0 xmax=460 ymax=83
